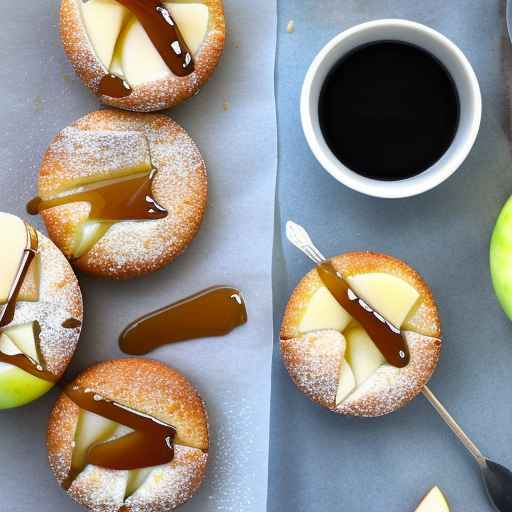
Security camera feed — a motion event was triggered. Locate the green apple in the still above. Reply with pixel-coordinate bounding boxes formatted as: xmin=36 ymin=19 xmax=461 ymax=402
xmin=0 ymin=362 xmax=53 ymax=409
xmin=490 ymin=196 xmax=512 ymax=320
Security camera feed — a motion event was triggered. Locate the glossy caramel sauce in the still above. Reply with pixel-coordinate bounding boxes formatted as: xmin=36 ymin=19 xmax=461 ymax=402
xmin=98 ymin=0 xmax=195 ymax=97
xmin=120 ymin=287 xmax=247 ymax=355
xmin=62 ymin=318 xmax=83 ymax=329
xmin=98 ymin=73 xmax=132 ymax=98
xmin=317 ymin=261 xmax=410 ymax=368
xmin=63 ymin=384 xmax=177 ymax=490
xmin=27 ymin=170 xmax=167 ymax=223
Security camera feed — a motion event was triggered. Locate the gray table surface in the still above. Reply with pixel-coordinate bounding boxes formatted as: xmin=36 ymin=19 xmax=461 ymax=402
xmin=270 ymin=1 xmax=512 ymax=511
xmin=0 ymin=1 xmax=276 ymax=511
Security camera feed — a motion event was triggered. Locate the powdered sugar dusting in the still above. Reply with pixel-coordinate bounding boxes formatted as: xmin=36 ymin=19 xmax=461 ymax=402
xmin=40 ymin=127 xmax=151 ymax=196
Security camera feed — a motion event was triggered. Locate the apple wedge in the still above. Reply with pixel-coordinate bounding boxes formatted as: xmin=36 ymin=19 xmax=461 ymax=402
xmin=346 ymin=272 xmax=420 ymax=328
xmin=80 ymin=0 xmax=129 ymax=70
xmin=299 ymin=286 xmax=352 ymax=334
xmin=4 ymin=323 xmax=41 ymax=365
xmin=166 ymin=3 xmax=209 ymax=54
xmin=72 ymin=410 xmax=119 ymax=472
xmin=336 ymin=359 xmax=356 ymax=405
xmin=0 ymin=213 xmax=39 ymax=304
xmin=415 ymin=486 xmax=450 ymax=512
xmin=120 ymin=3 xmax=209 ymax=87
xmin=73 ymin=221 xmax=113 ymax=259
xmin=345 ymin=326 xmax=386 ymax=386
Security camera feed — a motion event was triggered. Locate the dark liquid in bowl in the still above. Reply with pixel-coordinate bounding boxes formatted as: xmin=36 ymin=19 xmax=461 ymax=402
xmin=318 ymin=41 xmax=460 ymax=181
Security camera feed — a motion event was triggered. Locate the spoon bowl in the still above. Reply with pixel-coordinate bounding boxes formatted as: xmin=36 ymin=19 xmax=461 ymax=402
xmin=482 ymin=459 xmax=512 ymax=512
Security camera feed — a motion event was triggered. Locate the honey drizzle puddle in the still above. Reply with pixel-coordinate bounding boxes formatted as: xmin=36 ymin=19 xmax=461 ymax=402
xmin=98 ymin=0 xmax=194 ymax=98
xmin=27 ymin=170 xmax=167 ymax=223
xmin=317 ymin=261 xmax=410 ymax=368
xmin=62 ymin=385 xmax=177 ymax=491
xmin=120 ymin=287 xmax=247 ymax=355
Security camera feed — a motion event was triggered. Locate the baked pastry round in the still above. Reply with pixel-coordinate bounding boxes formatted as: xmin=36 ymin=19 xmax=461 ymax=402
xmin=48 ymin=358 xmax=209 ymax=512
xmin=34 ymin=109 xmax=208 ymax=279
xmin=60 ymin=0 xmax=226 ymax=112
xmin=0 ymin=213 xmax=82 ymax=409
xmin=280 ymin=252 xmax=442 ymax=417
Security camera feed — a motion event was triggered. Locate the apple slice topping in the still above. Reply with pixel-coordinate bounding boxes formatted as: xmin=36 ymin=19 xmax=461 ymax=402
xmin=415 ymin=486 xmax=450 ymax=512
xmin=298 ymin=271 xmax=423 ymax=406
xmin=81 ymin=0 xmax=209 ymax=88
xmin=0 ymin=213 xmax=39 ymax=305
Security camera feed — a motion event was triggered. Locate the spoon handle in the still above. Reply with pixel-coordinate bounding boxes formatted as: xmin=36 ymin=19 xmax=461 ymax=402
xmin=422 ymin=386 xmax=485 ymax=466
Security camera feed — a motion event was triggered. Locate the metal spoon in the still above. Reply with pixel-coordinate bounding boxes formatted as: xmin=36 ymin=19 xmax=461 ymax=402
xmin=286 ymin=220 xmax=512 ymax=512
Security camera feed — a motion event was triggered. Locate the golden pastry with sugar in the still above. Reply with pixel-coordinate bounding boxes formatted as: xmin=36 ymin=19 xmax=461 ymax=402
xmin=60 ymin=0 xmax=226 ymax=112
xmin=28 ymin=109 xmax=208 ymax=279
xmin=280 ymin=252 xmax=441 ymax=417
xmin=47 ymin=358 xmax=209 ymax=512
xmin=0 ymin=213 xmax=82 ymax=409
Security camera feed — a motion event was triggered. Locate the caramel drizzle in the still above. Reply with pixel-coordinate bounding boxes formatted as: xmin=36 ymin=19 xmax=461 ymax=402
xmin=27 ymin=170 xmax=167 ymax=223
xmin=317 ymin=261 xmax=410 ymax=368
xmin=98 ymin=74 xmax=132 ymax=99
xmin=63 ymin=385 xmax=177 ymax=490
xmin=97 ymin=0 xmax=195 ymax=98
xmin=119 ymin=287 xmax=248 ymax=355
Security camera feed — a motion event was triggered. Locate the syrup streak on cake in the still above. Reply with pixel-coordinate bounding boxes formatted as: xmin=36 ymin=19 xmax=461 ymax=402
xmin=62 ymin=384 xmax=177 ymax=491
xmin=85 ymin=0 xmax=195 ymax=97
xmin=119 ymin=287 xmax=247 ymax=355
xmin=28 ymin=143 xmax=168 ymax=260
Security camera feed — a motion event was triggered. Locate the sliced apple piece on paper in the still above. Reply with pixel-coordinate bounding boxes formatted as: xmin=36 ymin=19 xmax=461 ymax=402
xmin=0 ymin=213 xmax=39 ymax=304
xmin=73 ymin=221 xmax=113 ymax=259
xmin=299 ymin=287 xmax=352 ymax=334
xmin=336 ymin=359 xmax=356 ymax=405
xmin=345 ymin=326 xmax=385 ymax=386
xmin=347 ymin=272 xmax=420 ymax=328
xmin=80 ymin=0 xmax=129 ymax=69
xmin=72 ymin=410 xmax=119 ymax=471
xmin=120 ymin=4 xmax=209 ymax=87
xmin=415 ymin=486 xmax=450 ymax=512
xmin=4 ymin=323 xmax=41 ymax=365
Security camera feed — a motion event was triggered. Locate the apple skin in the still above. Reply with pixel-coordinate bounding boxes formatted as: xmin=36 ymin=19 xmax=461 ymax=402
xmin=490 ymin=196 xmax=512 ymax=321
xmin=0 ymin=363 xmax=54 ymax=409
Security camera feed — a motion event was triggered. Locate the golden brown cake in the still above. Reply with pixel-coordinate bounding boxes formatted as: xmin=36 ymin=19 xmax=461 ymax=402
xmin=32 ymin=109 xmax=208 ymax=279
xmin=0 ymin=213 xmax=82 ymax=409
xmin=60 ymin=0 xmax=226 ymax=112
xmin=280 ymin=252 xmax=442 ymax=417
xmin=47 ymin=358 xmax=209 ymax=512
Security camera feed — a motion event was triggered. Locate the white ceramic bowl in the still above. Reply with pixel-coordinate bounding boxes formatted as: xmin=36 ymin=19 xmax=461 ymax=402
xmin=301 ymin=19 xmax=482 ymax=199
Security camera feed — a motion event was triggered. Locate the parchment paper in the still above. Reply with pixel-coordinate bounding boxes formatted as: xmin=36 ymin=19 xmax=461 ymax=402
xmin=270 ymin=1 xmax=512 ymax=511
xmin=0 ymin=1 xmax=277 ymax=511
